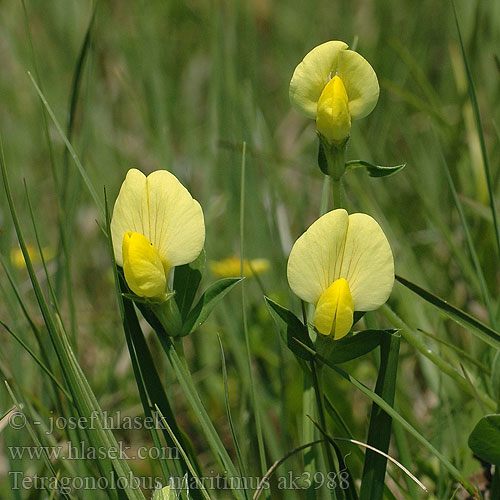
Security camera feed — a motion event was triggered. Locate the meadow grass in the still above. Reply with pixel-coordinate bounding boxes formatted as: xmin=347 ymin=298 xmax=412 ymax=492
xmin=0 ymin=0 xmax=499 ymax=498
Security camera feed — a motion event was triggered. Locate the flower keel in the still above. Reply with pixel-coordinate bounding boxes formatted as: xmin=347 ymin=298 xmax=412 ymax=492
xmin=122 ymin=231 xmax=168 ymax=300
xmin=313 ymin=278 xmax=354 ymax=339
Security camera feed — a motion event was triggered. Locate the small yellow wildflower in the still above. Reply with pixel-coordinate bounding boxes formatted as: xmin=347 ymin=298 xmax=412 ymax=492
xmin=11 ymin=245 xmax=54 ymax=269
xmin=210 ymin=256 xmax=270 ymax=278
xmin=287 ymin=209 xmax=394 ymax=340
xmin=111 ymin=169 xmax=205 ymax=301
xmin=289 ymin=41 xmax=379 ymax=144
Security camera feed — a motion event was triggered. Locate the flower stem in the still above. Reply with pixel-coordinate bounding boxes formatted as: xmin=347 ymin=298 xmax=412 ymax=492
xmin=332 ymin=178 xmax=345 ymax=210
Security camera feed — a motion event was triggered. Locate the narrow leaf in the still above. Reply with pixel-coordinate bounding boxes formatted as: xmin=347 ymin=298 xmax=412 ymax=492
xmin=328 ymin=330 xmax=398 ymax=364
xmin=345 ymin=160 xmax=406 ymax=178
xmin=174 ymin=250 xmax=206 ymax=320
xmin=264 ymin=296 xmax=313 ymax=361
xmin=396 ymin=275 xmax=500 ymax=348
xmin=181 ymin=278 xmax=243 ymax=335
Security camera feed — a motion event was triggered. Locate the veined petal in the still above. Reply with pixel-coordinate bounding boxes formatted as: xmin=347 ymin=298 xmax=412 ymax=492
xmin=287 ymin=209 xmax=349 ymax=304
xmin=340 ymin=213 xmax=394 ymax=311
xmin=123 ymin=232 xmax=167 ymax=299
xmin=289 ymin=41 xmax=348 ymax=119
xmin=337 ymin=49 xmax=379 ymax=120
xmin=111 ymin=169 xmax=205 ymax=269
xmin=287 ymin=209 xmax=394 ymax=313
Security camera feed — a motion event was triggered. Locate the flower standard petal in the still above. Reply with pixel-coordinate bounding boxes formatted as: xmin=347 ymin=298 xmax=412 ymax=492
xmin=289 ymin=41 xmax=348 ymax=119
xmin=287 ymin=209 xmax=394 ymax=330
xmin=123 ymin=232 xmax=167 ymax=299
xmin=340 ymin=213 xmax=394 ymax=311
xmin=111 ymin=169 xmax=205 ymax=270
xmin=144 ymin=170 xmax=205 ymax=268
xmin=287 ymin=209 xmax=349 ymax=304
xmin=337 ymin=49 xmax=379 ymax=120
xmin=111 ymin=169 xmax=149 ymax=266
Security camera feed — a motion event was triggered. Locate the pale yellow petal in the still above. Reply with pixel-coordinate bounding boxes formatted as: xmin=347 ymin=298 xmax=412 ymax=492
xmin=111 ymin=169 xmax=149 ymax=266
xmin=340 ymin=213 xmax=394 ymax=311
xmin=123 ymin=232 xmax=166 ymax=298
xmin=289 ymin=41 xmax=348 ymax=119
xmin=111 ymin=169 xmax=205 ymax=268
xmin=287 ymin=209 xmax=349 ymax=304
xmin=145 ymin=170 xmax=205 ymax=268
xmin=337 ymin=49 xmax=379 ymax=120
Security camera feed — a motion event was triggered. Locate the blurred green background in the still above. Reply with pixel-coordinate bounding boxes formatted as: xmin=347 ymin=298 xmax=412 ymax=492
xmin=0 ymin=0 xmax=499 ymax=498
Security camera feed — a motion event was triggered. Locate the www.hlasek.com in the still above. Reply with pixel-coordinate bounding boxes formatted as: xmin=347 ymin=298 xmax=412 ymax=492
xmin=9 ymin=471 xmax=352 ymax=494
xmin=8 ymin=441 xmax=180 ymax=461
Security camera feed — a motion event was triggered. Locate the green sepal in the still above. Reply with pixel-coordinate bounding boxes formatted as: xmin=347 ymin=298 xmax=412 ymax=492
xmin=121 ymin=291 xmax=176 ymax=305
xmin=317 ymin=137 xmax=329 ymax=176
xmin=150 ymin=298 xmax=183 ymax=337
xmin=317 ymin=132 xmax=348 ymax=179
xmin=264 ymin=296 xmax=313 ymax=361
xmin=353 ymin=310 xmax=366 ymax=327
xmin=345 ymin=160 xmax=406 ymax=178
xmin=468 ymin=414 xmax=500 ymax=466
xmin=180 ymin=278 xmax=243 ymax=336
xmin=174 ymin=249 xmax=206 ymax=321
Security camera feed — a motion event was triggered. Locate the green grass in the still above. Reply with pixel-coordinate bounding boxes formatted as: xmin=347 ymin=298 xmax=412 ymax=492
xmin=0 ymin=0 xmax=499 ymax=498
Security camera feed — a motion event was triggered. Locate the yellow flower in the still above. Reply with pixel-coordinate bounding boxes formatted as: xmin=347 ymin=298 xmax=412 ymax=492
xmin=289 ymin=41 xmax=379 ymax=144
xmin=11 ymin=244 xmax=54 ymax=269
xmin=111 ymin=169 xmax=205 ymax=300
xmin=287 ymin=209 xmax=394 ymax=340
xmin=210 ymin=256 xmax=270 ymax=278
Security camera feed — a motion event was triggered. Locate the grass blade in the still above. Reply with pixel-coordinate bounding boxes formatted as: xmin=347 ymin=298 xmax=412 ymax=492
xmin=359 ymin=332 xmax=401 ymax=500
xmin=217 ymin=335 xmax=249 ymax=499
xmin=1 ymin=137 xmax=145 ymax=500
xmin=291 ymin=338 xmax=477 ymax=496
xmin=452 ymin=0 xmax=500 ymax=262
xmin=27 ymin=72 xmax=104 ymax=215
xmin=396 ymin=275 xmax=500 ymax=349
xmin=157 ymin=335 xmax=246 ymax=500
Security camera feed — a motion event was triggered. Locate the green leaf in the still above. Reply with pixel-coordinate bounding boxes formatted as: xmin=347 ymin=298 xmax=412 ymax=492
xmin=181 ymin=278 xmax=243 ymax=335
xmin=468 ymin=414 xmax=500 ymax=466
xmin=360 ymin=332 xmax=401 ymax=500
xmin=174 ymin=249 xmax=206 ymax=320
xmin=396 ymin=275 xmax=500 ymax=349
xmin=345 ymin=160 xmax=406 ymax=178
xmin=264 ymin=297 xmax=313 ymax=361
xmin=492 ymin=352 xmax=500 ymax=400
xmin=329 ymin=329 xmax=398 ymax=364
